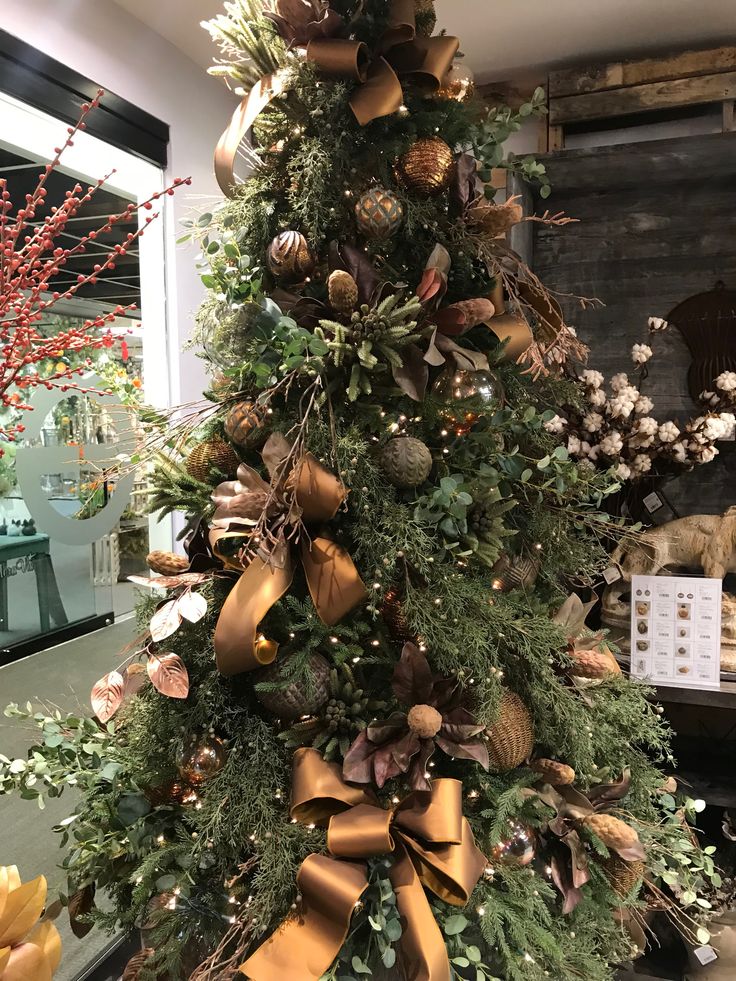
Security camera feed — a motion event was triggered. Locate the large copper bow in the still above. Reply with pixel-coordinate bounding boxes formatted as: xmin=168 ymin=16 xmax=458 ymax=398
xmin=210 ymin=434 xmax=367 ymax=676
xmin=214 ymin=0 xmax=458 ymax=195
xmin=241 ymin=749 xmax=486 ymax=981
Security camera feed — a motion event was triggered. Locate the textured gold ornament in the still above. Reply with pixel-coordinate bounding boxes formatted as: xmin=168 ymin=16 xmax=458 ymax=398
xmin=146 ymin=550 xmax=189 ymax=577
xmin=485 ymin=689 xmax=534 ymax=771
xmin=354 ymin=188 xmax=404 ymax=240
xmin=432 ymin=367 xmax=504 ymax=435
xmin=267 ymin=230 xmax=316 ymax=281
xmin=414 ymin=0 xmax=436 ymax=35
xmin=255 ymin=652 xmax=331 ymax=720
xmin=397 ymin=137 xmax=454 ymax=196
xmin=530 ymin=758 xmax=576 ymax=786
xmin=224 ymin=399 xmax=265 ymax=447
xmin=185 ymin=436 xmax=240 ymax=483
xmin=328 ymin=269 xmax=359 ymax=315
xmin=378 ymin=436 xmax=433 ymax=488
xmin=490 ymin=822 xmax=536 ymax=867
xmin=490 ymin=552 xmax=541 ymax=593
xmin=601 ymin=855 xmax=645 ymax=898
xmin=437 ymin=62 xmax=475 ymax=102
xmin=177 ymin=733 xmax=228 ymax=785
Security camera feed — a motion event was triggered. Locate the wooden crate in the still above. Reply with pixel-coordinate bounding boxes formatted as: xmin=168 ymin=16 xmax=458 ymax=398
xmin=542 ymin=45 xmax=736 ymax=151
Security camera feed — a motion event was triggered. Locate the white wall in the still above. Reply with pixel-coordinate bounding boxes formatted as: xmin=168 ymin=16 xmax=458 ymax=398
xmin=2 ymin=0 xmax=237 ymax=406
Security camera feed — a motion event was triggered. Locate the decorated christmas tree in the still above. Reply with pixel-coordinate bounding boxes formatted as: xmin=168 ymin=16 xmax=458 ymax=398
xmin=1 ymin=2 xmax=723 ymax=980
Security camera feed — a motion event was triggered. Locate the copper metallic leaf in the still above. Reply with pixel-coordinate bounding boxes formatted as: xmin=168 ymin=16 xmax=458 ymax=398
xmin=147 ymin=653 xmax=189 ymax=700
xmin=176 ymin=590 xmax=207 ymax=624
xmin=149 ymin=599 xmax=182 ymax=642
xmin=90 ymin=671 xmax=125 ymax=723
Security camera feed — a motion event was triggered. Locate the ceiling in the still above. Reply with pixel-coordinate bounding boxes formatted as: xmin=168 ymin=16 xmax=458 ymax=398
xmin=113 ymin=0 xmax=736 ymax=84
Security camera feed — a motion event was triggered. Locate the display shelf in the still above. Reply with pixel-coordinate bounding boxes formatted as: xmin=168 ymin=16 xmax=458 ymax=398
xmin=653 ymin=680 xmax=736 ymax=710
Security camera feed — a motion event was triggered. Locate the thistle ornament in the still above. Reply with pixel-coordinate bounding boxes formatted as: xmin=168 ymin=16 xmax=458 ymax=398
xmin=328 ymin=269 xmax=359 ymax=315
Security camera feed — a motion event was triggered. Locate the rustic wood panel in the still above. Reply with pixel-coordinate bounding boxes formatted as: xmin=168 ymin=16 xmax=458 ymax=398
xmin=549 ymin=71 xmax=736 ymax=124
xmin=531 ymin=133 xmax=736 ymax=517
xmin=549 ymin=45 xmax=736 ymax=98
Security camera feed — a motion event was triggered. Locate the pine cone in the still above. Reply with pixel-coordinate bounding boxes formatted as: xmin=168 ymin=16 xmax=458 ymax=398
xmin=147 ymin=551 xmax=189 ymax=576
xmin=381 ymin=588 xmax=417 ymax=644
xmin=585 ymin=813 xmax=641 ymax=854
xmin=601 ymin=855 xmax=645 ymax=898
xmin=569 ymin=646 xmax=619 ymax=679
xmin=185 ymin=436 xmax=239 ymax=483
xmin=530 ymin=758 xmax=576 ymax=786
xmin=224 ymin=400 xmax=265 ymax=447
xmin=328 ymin=270 xmax=359 ymax=315
xmin=485 ymin=690 xmax=534 ymax=771
xmin=467 ymin=197 xmax=524 ymax=237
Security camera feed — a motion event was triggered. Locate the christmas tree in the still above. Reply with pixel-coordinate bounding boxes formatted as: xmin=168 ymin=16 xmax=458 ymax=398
xmin=1 ymin=2 xmax=721 ymax=980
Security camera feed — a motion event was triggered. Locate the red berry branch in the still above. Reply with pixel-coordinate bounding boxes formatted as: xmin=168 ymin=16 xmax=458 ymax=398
xmin=0 ymin=89 xmax=191 ymax=444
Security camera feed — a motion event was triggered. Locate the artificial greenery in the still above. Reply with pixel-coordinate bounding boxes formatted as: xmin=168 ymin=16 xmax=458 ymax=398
xmin=0 ymin=2 xmax=721 ymax=980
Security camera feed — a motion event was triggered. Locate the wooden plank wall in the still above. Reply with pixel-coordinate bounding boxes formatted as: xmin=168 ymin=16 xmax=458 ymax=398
xmin=531 ymin=131 xmax=736 ymax=516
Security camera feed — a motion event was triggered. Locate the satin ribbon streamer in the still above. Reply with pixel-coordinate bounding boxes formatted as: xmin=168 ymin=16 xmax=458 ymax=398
xmin=240 ymin=749 xmax=486 ymax=981
xmin=210 ymin=435 xmax=367 ymax=676
xmin=214 ymin=0 xmax=458 ymax=195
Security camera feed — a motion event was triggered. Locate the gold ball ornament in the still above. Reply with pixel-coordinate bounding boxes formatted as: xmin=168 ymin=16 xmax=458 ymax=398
xmin=185 ymin=436 xmax=240 ymax=483
xmin=328 ymin=270 xmax=359 ymax=316
xmin=354 ymin=188 xmax=404 ymax=240
xmin=224 ymin=399 xmax=266 ymax=448
xmin=177 ymin=733 xmax=228 ymax=785
xmin=267 ymin=230 xmax=316 ymax=282
xmin=485 ymin=689 xmax=534 ymax=771
xmin=437 ymin=62 xmax=475 ymax=102
xmin=397 ymin=137 xmax=454 ymax=196
xmin=490 ymin=552 xmax=541 ymax=593
xmin=432 ymin=368 xmax=504 ymax=435
xmin=490 ymin=822 xmax=536 ymax=867
xmin=146 ymin=550 xmax=189 ymax=577
xmin=378 ymin=436 xmax=433 ymax=488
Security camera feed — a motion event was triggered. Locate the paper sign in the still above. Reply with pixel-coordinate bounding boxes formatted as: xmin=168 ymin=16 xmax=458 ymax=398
xmin=630 ymin=575 xmax=721 ymax=691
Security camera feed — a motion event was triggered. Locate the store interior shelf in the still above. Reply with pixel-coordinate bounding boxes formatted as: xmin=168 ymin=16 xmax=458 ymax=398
xmin=653 ymin=681 xmax=736 ymax=710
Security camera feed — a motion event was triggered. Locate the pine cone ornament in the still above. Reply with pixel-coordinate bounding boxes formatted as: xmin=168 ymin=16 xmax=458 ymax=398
xmin=378 ymin=436 xmax=432 ymax=488
xmin=569 ymin=646 xmax=620 ymax=680
xmin=255 ymin=652 xmax=331 ymax=720
xmin=185 ymin=436 xmax=239 ymax=483
xmin=467 ymin=196 xmax=524 ymax=237
xmin=585 ymin=813 xmax=641 ymax=854
xmin=328 ymin=269 xmax=359 ymax=315
xmin=414 ymin=0 xmax=437 ymax=36
xmin=381 ymin=587 xmax=417 ymax=643
xmin=530 ymin=758 xmax=576 ymax=786
xmin=224 ymin=400 xmax=265 ymax=447
xmin=601 ymin=855 xmax=645 ymax=898
xmin=147 ymin=550 xmax=189 ymax=576
xmin=397 ymin=137 xmax=454 ymax=196
xmin=485 ymin=690 xmax=534 ymax=771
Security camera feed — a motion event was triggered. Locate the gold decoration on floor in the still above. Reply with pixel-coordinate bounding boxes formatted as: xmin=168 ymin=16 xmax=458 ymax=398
xmin=354 ymin=188 xmax=404 ymax=240
xmin=397 ymin=137 xmax=454 ymax=196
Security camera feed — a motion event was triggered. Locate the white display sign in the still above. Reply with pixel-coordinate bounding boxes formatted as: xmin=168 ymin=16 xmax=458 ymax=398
xmin=630 ymin=575 xmax=721 ymax=691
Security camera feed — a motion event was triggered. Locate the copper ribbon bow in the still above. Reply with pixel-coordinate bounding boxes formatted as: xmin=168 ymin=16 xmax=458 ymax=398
xmin=210 ymin=434 xmax=367 ymax=676
xmin=241 ymin=749 xmax=486 ymax=981
xmin=214 ymin=0 xmax=458 ymax=195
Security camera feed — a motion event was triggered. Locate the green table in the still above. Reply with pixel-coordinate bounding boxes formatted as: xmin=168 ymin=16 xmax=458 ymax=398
xmin=0 ymin=533 xmax=68 ymax=633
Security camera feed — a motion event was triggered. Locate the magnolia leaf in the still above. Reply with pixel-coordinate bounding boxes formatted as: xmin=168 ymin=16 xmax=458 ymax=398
xmin=124 ymin=663 xmax=148 ymax=697
xmin=150 ymin=599 xmax=182 ymax=642
xmin=147 ymin=653 xmax=189 ymax=699
xmin=68 ymin=883 xmax=95 ymax=938
xmin=176 ymin=590 xmax=207 ymax=624
xmin=90 ymin=671 xmax=125 ymax=723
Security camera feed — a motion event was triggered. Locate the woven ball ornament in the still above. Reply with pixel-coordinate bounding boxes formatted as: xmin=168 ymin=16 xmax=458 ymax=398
xmin=224 ymin=400 xmax=265 ymax=447
xmin=185 ymin=437 xmax=240 ymax=483
xmin=328 ymin=269 xmax=359 ymax=315
xmin=378 ymin=436 xmax=433 ymax=488
xmin=355 ymin=188 xmax=404 ymax=240
xmin=397 ymin=137 xmax=454 ymax=196
xmin=255 ymin=652 xmax=331 ymax=720
xmin=146 ymin=550 xmax=189 ymax=577
xmin=601 ymin=855 xmax=645 ymax=898
xmin=267 ymin=230 xmax=316 ymax=282
xmin=485 ymin=689 xmax=534 ymax=771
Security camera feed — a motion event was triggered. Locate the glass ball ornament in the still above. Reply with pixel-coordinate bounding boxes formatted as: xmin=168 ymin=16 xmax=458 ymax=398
xmin=176 ymin=733 xmax=228 ymax=786
xmin=437 ymin=62 xmax=475 ymax=102
xmin=266 ymin=230 xmax=315 ymax=282
xmin=490 ymin=822 xmax=536 ymax=867
xmin=202 ymin=301 xmax=262 ymax=370
xmin=354 ymin=188 xmax=404 ymax=240
xmin=432 ymin=367 xmax=504 ymax=435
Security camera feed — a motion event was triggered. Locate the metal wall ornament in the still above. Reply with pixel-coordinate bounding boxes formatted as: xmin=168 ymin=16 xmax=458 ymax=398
xmin=667 ymin=282 xmax=736 ymax=401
